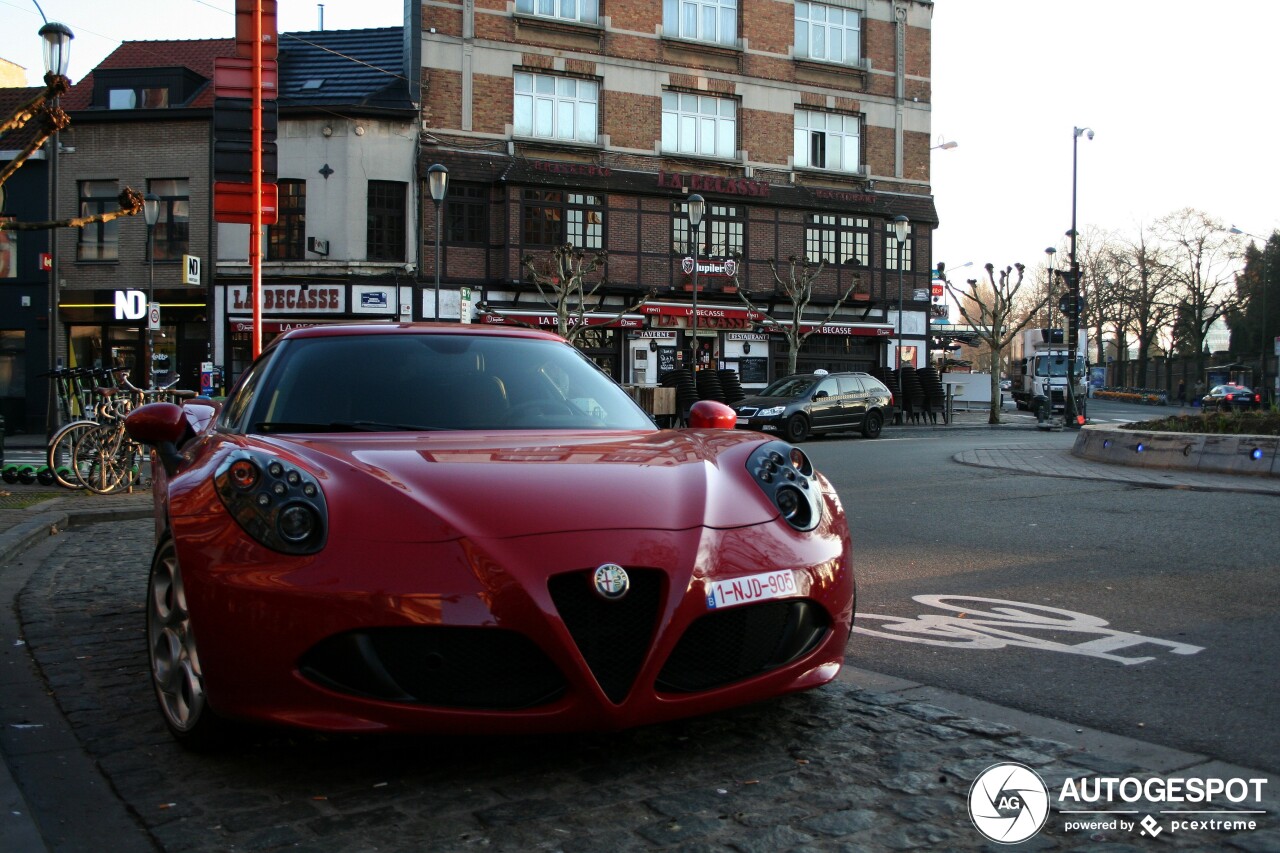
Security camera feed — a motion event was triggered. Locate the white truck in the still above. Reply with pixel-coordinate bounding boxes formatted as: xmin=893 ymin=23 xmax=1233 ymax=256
xmin=1010 ymin=328 xmax=1088 ymax=415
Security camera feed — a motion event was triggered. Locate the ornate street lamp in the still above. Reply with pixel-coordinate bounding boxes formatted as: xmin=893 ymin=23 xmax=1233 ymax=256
xmin=893 ymin=214 xmax=910 ymax=369
xmin=143 ymin=193 xmax=160 ymax=388
xmin=687 ymin=194 xmax=705 ymax=369
xmin=41 ymin=21 xmax=72 ymax=437
xmin=428 ymin=163 xmax=448 ymax=320
xmin=1065 ymin=126 xmax=1094 ymax=428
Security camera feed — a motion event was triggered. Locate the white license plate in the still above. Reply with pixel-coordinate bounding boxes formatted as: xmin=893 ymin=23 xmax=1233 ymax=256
xmin=706 ymin=569 xmax=797 ymax=610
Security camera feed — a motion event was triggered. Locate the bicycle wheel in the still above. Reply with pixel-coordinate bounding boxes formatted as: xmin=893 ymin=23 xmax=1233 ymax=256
xmin=72 ymin=425 xmax=132 ymax=494
xmin=46 ymin=420 xmax=96 ymax=490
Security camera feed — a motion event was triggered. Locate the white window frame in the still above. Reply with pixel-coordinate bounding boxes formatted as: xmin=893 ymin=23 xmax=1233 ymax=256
xmin=795 ymin=2 xmax=862 ymax=65
xmin=663 ymin=0 xmax=738 ymax=47
xmin=515 ymin=0 xmax=599 ymax=26
xmin=661 ymin=91 xmax=736 ymax=159
xmin=513 ymin=72 xmax=599 ymax=144
xmin=794 ymin=110 xmax=861 ymax=173
xmin=885 ymin=224 xmax=913 ymax=271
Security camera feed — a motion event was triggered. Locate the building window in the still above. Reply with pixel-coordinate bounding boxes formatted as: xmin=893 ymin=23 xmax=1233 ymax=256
xmin=0 ymin=330 xmax=25 ymax=399
xmin=268 ymin=179 xmax=306 ymax=260
xmin=147 ymin=179 xmax=189 ymax=261
xmin=795 ymin=2 xmax=861 ymax=65
xmin=663 ymin=0 xmax=737 ymax=46
xmin=446 ymin=183 xmax=487 ymax=245
xmin=108 ymin=87 xmax=169 ymax=109
xmin=521 ymin=190 xmax=603 ymax=249
xmin=885 ymin=222 xmax=913 ymax=271
xmin=805 ymin=214 xmax=869 ymax=267
xmin=513 ymin=72 xmax=598 ymax=144
xmin=661 ymin=91 xmax=736 ymax=159
xmin=77 ymin=180 xmax=119 ymax=262
xmin=673 ymin=201 xmax=744 ymax=257
xmin=0 ymin=220 xmax=15 ymax=278
xmin=794 ymin=110 xmax=861 ymax=172
xmin=367 ymin=180 xmax=407 ymax=262
xmin=515 ymin=0 xmax=599 ymax=25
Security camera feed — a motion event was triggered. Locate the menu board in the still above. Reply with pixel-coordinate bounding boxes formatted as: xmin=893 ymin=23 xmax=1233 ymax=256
xmin=738 ymin=357 xmax=768 ymax=384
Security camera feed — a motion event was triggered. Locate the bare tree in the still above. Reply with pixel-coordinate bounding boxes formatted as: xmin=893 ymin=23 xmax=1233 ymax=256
xmin=945 ymin=262 xmax=1045 ymax=424
xmin=478 ymin=244 xmax=652 ymax=344
xmin=0 ymin=73 xmax=144 ymax=231
xmin=732 ymin=256 xmax=864 ymax=376
xmin=1112 ymin=224 xmax=1178 ymax=387
xmin=1157 ymin=208 xmax=1239 ymax=378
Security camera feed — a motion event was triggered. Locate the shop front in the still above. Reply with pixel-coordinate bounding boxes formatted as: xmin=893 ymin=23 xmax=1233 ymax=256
xmin=218 ymin=279 xmax=413 ymax=383
xmin=476 ymin=308 xmax=644 ymax=380
xmin=60 ymin=288 xmax=209 ymax=393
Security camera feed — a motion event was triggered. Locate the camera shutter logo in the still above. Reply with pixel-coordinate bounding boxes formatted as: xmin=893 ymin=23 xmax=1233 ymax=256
xmin=968 ymin=762 xmax=1050 ymax=844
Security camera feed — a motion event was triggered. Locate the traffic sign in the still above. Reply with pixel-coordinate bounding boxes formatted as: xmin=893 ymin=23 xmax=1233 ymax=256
xmin=148 ymin=302 xmax=161 ymax=331
xmin=1059 ymin=294 xmax=1085 ymax=317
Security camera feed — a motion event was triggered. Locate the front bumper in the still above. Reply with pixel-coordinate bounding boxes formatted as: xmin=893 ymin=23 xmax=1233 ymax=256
xmin=172 ymin=513 xmax=854 ymax=734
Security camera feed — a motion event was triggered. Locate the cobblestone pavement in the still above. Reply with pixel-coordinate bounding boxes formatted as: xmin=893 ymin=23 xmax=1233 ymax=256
xmin=5 ymin=517 xmax=1276 ymax=852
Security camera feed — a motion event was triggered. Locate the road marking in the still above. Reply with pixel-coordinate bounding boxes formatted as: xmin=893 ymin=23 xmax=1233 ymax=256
xmin=853 ymin=595 xmax=1204 ymax=664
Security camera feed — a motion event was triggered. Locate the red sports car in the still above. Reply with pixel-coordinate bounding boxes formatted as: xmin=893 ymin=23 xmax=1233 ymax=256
xmin=126 ymin=323 xmax=854 ymax=747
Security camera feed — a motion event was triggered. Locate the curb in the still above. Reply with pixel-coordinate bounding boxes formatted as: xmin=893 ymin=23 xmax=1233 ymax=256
xmin=1072 ymin=424 xmax=1280 ymax=478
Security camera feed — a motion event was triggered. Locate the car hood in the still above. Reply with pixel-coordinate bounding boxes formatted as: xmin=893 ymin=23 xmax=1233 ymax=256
xmin=734 ymin=394 xmax=801 ymax=410
xmin=251 ymin=429 xmax=780 ymax=543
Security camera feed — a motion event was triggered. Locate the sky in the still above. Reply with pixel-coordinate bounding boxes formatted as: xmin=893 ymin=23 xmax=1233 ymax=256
xmin=3 ymin=0 xmax=1277 ymax=278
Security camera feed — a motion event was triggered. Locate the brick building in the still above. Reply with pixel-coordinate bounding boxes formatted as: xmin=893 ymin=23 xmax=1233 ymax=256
xmin=420 ymin=0 xmax=938 ymax=385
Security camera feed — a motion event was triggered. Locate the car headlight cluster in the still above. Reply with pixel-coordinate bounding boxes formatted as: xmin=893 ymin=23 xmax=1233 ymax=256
xmin=214 ymin=451 xmax=327 ymax=554
xmin=747 ymin=441 xmax=823 ymax=531
xmin=757 ymin=406 xmax=786 ymax=417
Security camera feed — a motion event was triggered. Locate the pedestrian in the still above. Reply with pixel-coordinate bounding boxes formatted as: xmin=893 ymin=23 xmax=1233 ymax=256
xmin=1177 ymin=379 xmax=1186 ymax=406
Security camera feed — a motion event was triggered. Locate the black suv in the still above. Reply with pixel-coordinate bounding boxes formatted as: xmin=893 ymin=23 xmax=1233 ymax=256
xmin=731 ymin=371 xmax=894 ymax=441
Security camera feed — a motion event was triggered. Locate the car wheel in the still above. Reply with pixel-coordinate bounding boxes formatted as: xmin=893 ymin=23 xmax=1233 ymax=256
xmin=861 ymin=410 xmax=884 ymax=439
xmin=147 ymin=538 xmax=227 ymax=750
xmin=784 ymin=413 xmax=810 ymax=442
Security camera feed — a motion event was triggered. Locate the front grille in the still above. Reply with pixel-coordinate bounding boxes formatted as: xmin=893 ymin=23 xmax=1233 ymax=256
xmin=547 ymin=568 xmax=663 ymax=704
xmin=656 ymin=599 xmax=828 ymax=693
xmin=299 ymin=626 xmax=566 ymax=709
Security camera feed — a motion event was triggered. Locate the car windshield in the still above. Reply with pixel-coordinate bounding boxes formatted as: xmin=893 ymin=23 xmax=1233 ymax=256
xmin=1033 ymin=354 xmax=1086 ymax=378
xmin=759 ymin=376 xmax=818 ymax=398
xmin=242 ymin=332 xmax=657 ymax=432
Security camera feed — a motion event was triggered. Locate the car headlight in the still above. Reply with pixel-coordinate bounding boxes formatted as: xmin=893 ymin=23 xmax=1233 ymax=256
xmin=747 ymin=441 xmax=823 ymax=531
xmin=214 ymin=451 xmax=327 ymax=554
xmin=757 ymin=406 xmax=786 ymax=417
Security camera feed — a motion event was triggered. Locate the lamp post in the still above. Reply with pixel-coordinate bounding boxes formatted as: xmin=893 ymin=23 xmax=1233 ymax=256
xmin=1044 ymin=246 xmax=1056 ymax=333
xmin=428 ymin=163 xmax=448 ymax=320
xmin=893 ymin=215 xmax=909 ymax=370
xmin=1230 ymin=225 xmax=1271 ymax=404
xmin=143 ymin=193 xmax=159 ymax=388
xmin=1065 ymin=126 xmax=1094 ymax=429
xmin=41 ymin=21 xmax=73 ymax=437
xmin=687 ymin=193 xmax=705 ymax=369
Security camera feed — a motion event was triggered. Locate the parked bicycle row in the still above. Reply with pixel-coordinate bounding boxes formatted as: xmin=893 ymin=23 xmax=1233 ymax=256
xmin=1 ymin=368 xmax=196 ymax=494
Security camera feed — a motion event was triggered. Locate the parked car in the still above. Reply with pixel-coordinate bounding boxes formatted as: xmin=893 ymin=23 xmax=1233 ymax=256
xmin=1201 ymin=384 xmax=1262 ymax=411
xmin=125 ymin=324 xmax=855 ymax=746
xmin=731 ymin=371 xmax=893 ymax=441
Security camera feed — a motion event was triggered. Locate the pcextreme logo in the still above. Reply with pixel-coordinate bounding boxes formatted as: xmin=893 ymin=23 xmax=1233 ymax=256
xmin=968 ymin=763 xmax=1271 ymax=844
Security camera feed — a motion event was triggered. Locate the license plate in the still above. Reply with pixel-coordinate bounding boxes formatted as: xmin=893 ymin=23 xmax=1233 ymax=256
xmin=706 ymin=569 xmax=797 ymax=610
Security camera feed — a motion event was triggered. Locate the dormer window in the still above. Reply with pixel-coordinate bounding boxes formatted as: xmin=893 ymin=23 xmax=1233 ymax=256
xmin=108 ymin=87 xmax=169 ymax=109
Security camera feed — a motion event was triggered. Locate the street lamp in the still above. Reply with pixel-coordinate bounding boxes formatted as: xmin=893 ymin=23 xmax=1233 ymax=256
xmin=1065 ymin=126 xmax=1094 ymax=429
xmin=143 ymin=193 xmax=160 ymax=388
xmin=930 ymin=139 xmax=958 ymax=150
xmin=428 ymin=163 xmax=448 ymax=320
xmin=687 ymin=193 xmax=705 ymax=370
xmin=1230 ymin=225 xmax=1271 ymax=404
xmin=41 ymin=21 xmax=73 ymax=438
xmin=893 ymin=215 xmax=909 ymax=369
xmin=1044 ymin=246 xmax=1057 ymax=331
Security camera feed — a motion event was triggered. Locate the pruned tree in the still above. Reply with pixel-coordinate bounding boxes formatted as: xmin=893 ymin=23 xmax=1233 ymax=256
xmin=0 ymin=73 xmax=144 ymax=231
xmin=731 ymin=255 xmax=865 ymax=376
xmin=946 ymin=262 xmax=1044 ymax=424
xmin=479 ymin=244 xmax=652 ymax=345
xmin=1112 ymin=224 xmax=1178 ymax=387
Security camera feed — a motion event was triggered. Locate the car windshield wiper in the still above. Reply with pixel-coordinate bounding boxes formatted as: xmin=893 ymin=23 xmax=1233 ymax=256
xmin=332 ymin=420 xmax=445 ymax=432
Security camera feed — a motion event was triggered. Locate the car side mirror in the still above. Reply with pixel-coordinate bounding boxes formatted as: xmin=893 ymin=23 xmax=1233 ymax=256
xmin=125 ymin=402 xmax=189 ymax=474
xmin=687 ymin=400 xmax=737 ymax=429
xmin=813 ymin=390 xmax=828 ymax=400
